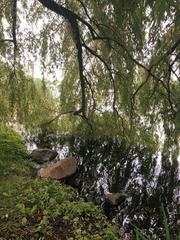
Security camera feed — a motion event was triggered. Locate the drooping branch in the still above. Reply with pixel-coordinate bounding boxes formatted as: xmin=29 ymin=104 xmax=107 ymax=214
xmin=44 ymin=110 xmax=75 ymax=125
xmin=76 ymin=0 xmax=92 ymax=23
xmin=71 ymin=19 xmax=86 ymax=116
xmin=37 ymin=0 xmax=98 ymax=39
xmin=12 ymin=0 xmax=17 ymax=66
xmin=0 ymin=1 xmax=17 ymax=65
xmin=85 ymin=77 xmax=96 ymax=111
xmin=149 ymin=38 xmax=180 ymax=70
xmin=37 ymin=0 xmax=178 ymax=120
xmin=82 ymin=42 xmax=112 ymax=72
xmin=167 ymin=38 xmax=180 ymax=56
xmin=38 ymin=0 xmax=87 ymax=117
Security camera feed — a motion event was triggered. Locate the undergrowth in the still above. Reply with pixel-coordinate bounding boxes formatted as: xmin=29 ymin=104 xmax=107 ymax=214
xmin=0 ymin=123 xmax=119 ymax=240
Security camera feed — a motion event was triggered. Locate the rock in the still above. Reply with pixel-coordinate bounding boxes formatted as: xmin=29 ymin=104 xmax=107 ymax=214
xmin=38 ymin=156 xmax=77 ymax=180
xmin=104 ymin=192 xmax=128 ymax=205
xmin=104 ymin=192 xmax=121 ymax=205
xmin=30 ymin=148 xmax=58 ymax=164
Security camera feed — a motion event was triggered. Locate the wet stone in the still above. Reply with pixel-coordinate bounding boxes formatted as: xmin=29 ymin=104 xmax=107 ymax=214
xmin=30 ymin=148 xmax=58 ymax=164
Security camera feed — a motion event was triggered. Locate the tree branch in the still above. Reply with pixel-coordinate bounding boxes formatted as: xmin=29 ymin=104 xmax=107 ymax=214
xmin=84 ymin=73 xmax=96 ymax=111
xmin=44 ymin=110 xmax=75 ymax=125
xmin=71 ymin=19 xmax=86 ymax=117
xmin=38 ymin=0 xmax=178 ymax=120
xmin=38 ymin=0 xmax=87 ymax=117
xmin=82 ymin=42 xmax=112 ymax=72
xmin=38 ymin=0 xmax=97 ymax=39
xmin=12 ymin=0 xmax=17 ymax=67
xmin=150 ymin=38 xmax=180 ymax=69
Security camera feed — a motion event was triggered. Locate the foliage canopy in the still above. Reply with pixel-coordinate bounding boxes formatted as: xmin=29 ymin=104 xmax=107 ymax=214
xmin=0 ymin=0 xmax=179 ymax=154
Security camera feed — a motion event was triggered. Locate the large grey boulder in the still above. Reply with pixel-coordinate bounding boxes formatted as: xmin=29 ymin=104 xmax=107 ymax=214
xmin=38 ymin=156 xmax=77 ymax=180
xmin=30 ymin=148 xmax=58 ymax=164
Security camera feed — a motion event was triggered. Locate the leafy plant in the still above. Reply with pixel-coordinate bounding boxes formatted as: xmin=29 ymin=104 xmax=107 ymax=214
xmin=0 ymin=123 xmax=27 ymax=161
xmin=0 ymin=125 xmax=119 ymax=239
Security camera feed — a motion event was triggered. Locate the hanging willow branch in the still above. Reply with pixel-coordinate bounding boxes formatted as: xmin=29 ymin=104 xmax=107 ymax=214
xmin=37 ymin=0 xmax=179 ymax=122
xmin=12 ymin=0 xmax=17 ymax=67
xmin=38 ymin=0 xmax=90 ymax=118
xmin=0 ymin=0 xmax=17 ymax=64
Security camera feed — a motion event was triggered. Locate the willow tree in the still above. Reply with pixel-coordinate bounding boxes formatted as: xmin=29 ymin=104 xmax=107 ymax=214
xmin=0 ymin=0 xmax=179 ymax=155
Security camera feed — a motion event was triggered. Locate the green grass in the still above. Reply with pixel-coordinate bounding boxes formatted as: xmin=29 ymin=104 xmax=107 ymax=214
xmin=0 ymin=123 xmax=119 ymax=240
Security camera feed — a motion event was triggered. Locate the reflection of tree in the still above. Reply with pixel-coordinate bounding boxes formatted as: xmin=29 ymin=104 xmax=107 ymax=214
xmin=30 ymin=125 xmax=179 ymax=238
xmin=52 ymin=136 xmax=178 ymax=239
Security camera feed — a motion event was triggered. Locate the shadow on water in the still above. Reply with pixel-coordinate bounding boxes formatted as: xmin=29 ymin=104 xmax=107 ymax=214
xmin=27 ymin=132 xmax=179 ymax=239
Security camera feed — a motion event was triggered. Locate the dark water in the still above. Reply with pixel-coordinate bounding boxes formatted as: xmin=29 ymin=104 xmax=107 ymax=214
xmin=26 ymin=132 xmax=179 ymax=239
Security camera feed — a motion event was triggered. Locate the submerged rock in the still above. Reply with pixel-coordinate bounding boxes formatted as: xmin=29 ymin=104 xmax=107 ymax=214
xmin=38 ymin=156 xmax=77 ymax=180
xmin=30 ymin=148 xmax=58 ymax=164
xmin=104 ymin=192 xmax=121 ymax=205
xmin=104 ymin=191 xmax=128 ymax=205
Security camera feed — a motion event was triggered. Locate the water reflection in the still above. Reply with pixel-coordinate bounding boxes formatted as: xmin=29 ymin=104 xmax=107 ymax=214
xmin=26 ymin=133 xmax=179 ymax=239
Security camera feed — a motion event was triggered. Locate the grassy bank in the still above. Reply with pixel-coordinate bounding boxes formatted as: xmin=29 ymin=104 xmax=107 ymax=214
xmin=0 ymin=123 xmax=119 ymax=240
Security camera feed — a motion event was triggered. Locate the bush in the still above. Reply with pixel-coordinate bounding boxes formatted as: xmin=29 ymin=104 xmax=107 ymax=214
xmin=0 ymin=123 xmax=27 ymax=161
xmin=0 ymin=123 xmax=31 ymax=178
